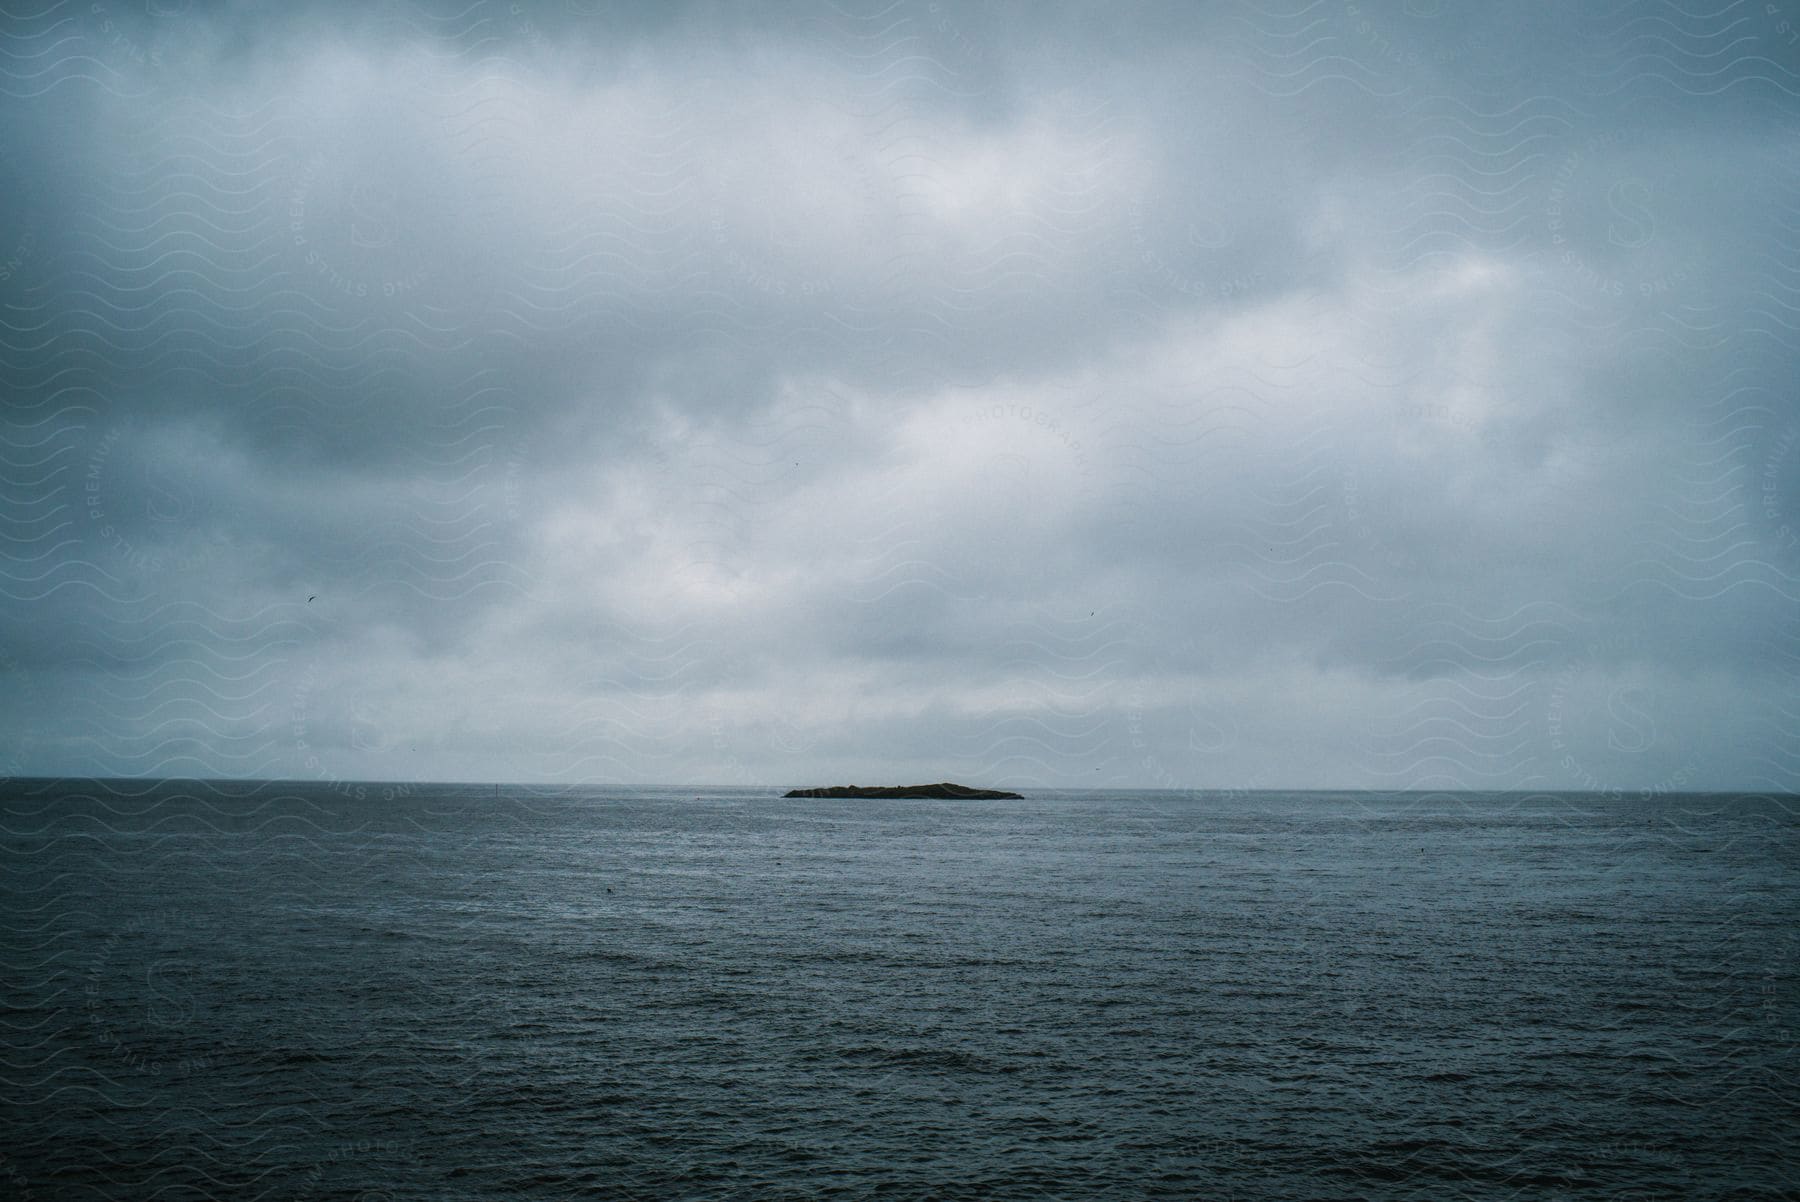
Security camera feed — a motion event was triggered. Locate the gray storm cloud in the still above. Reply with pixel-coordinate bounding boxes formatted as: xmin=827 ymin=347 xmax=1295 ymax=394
xmin=2 ymin=0 xmax=1797 ymax=792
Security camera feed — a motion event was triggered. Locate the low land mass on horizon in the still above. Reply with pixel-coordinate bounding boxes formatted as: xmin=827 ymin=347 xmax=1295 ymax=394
xmin=784 ymin=782 xmax=1024 ymax=800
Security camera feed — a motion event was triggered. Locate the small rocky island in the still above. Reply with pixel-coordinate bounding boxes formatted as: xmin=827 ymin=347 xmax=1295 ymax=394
xmin=784 ymin=782 xmax=1024 ymax=800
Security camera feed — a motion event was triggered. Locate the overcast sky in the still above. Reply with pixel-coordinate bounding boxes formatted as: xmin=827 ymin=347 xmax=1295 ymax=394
xmin=2 ymin=0 xmax=1797 ymax=791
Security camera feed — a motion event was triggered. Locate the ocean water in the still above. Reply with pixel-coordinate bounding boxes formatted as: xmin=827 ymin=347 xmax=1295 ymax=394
xmin=2 ymin=780 xmax=1795 ymax=1200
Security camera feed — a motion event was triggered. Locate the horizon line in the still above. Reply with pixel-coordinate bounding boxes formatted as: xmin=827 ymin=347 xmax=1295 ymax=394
xmin=0 ymin=775 xmax=1791 ymax=799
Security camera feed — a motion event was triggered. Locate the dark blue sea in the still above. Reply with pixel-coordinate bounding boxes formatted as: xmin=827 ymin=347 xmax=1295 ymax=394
xmin=2 ymin=780 xmax=1795 ymax=1200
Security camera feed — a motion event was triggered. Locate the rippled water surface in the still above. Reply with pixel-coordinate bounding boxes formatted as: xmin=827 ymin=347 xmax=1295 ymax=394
xmin=3 ymin=781 xmax=1796 ymax=1199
